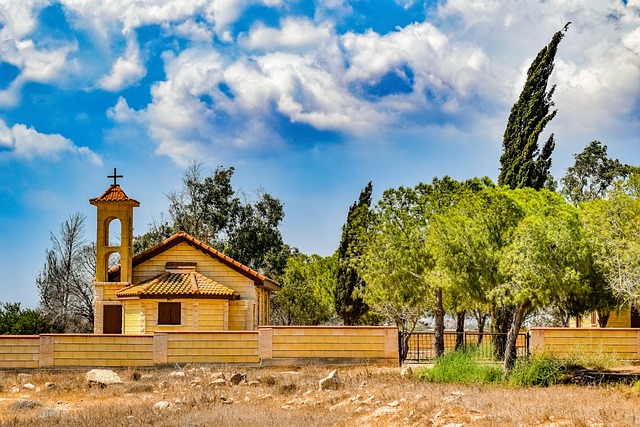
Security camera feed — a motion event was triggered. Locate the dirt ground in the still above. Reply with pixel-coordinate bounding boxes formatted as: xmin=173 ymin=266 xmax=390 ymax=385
xmin=1 ymin=364 xmax=640 ymax=426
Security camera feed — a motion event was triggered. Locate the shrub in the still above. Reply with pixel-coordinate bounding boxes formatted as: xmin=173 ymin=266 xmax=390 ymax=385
xmin=507 ymin=355 xmax=566 ymax=387
xmin=416 ymin=350 xmax=503 ymax=385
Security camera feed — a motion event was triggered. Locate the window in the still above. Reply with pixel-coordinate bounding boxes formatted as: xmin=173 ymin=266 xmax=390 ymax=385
xmin=158 ymin=302 xmax=181 ymax=325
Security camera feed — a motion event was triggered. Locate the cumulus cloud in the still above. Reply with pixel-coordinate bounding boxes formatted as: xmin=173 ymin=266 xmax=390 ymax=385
xmin=0 ymin=2 xmax=78 ymax=105
xmin=239 ymin=18 xmax=334 ymax=51
xmin=0 ymin=120 xmax=102 ymax=165
xmin=3 ymin=0 xmax=640 ymax=168
xmin=98 ymin=38 xmax=146 ymax=91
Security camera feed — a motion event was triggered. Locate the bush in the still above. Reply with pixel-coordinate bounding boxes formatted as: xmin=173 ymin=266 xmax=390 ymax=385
xmin=507 ymin=355 xmax=566 ymax=387
xmin=416 ymin=350 xmax=503 ymax=385
xmin=0 ymin=302 xmax=54 ymax=335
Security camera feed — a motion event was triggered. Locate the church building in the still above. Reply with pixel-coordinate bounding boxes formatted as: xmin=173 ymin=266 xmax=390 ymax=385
xmin=90 ymin=171 xmax=278 ymax=334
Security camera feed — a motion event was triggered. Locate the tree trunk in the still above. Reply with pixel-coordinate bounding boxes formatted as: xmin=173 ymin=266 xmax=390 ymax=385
xmin=490 ymin=305 xmax=513 ymax=360
xmin=503 ymin=303 xmax=529 ymax=374
xmin=475 ymin=311 xmax=487 ymax=345
xmin=434 ymin=289 xmax=445 ymax=357
xmin=455 ymin=310 xmax=466 ymax=350
xmin=597 ymin=310 xmax=610 ymax=327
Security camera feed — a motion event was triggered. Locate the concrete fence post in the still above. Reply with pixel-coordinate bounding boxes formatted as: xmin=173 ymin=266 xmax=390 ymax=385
xmin=258 ymin=328 xmax=273 ymax=361
xmin=384 ymin=327 xmax=399 ymax=362
xmin=529 ymin=328 xmax=545 ymax=355
xmin=39 ymin=335 xmax=55 ymax=368
xmin=154 ymin=333 xmax=168 ymax=365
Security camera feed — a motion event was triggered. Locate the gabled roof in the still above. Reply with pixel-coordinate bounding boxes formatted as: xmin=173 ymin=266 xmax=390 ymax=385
xmin=89 ymin=184 xmax=140 ymax=205
xmin=111 ymin=231 xmax=279 ymax=290
xmin=115 ymin=271 xmax=240 ymax=300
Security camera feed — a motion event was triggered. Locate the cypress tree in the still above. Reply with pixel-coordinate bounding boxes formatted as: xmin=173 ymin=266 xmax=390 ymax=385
xmin=334 ymin=182 xmax=372 ymax=325
xmin=498 ymin=24 xmax=570 ymax=190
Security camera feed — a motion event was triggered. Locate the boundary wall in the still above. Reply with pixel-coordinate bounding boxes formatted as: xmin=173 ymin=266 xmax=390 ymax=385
xmin=531 ymin=327 xmax=640 ymax=360
xmin=0 ymin=326 xmax=398 ymax=369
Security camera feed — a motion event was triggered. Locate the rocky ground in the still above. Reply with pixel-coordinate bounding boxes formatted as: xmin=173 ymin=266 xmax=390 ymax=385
xmin=1 ymin=365 xmax=640 ymax=426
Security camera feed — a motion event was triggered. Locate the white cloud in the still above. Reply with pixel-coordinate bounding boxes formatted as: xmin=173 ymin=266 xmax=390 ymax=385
xmin=240 ymin=18 xmax=334 ymax=51
xmin=342 ymin=21 xmax=492 ymax=103
xmin=98 ymin=38 xmax=146 ymax=91
xmin=0 ymin=120 xmax=102 ymax=165
xmin=170 ymin=19 xmax=214 ymax=42
xmin=0 ymin=0 xmax=49 ymax=39
xmin=0 ymin=2 xmax=78 ymax=104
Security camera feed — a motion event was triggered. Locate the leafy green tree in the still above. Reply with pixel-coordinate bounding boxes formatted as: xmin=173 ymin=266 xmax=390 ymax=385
xmin=430 ymin=186 xmax=523 ymax=354
xmin=133 ymin=216 xmax=174 ymax=254
xmin=334 ymin=182 xmax=373 ymax=326
xmin=561 ymin=140 xmax=631 ymax=205
xmin=223 ymin=191 xmax=289 ymax=278
xmin=360 ymin=177 xmax=490 ymax=356
xmin=272 ymin=253 xmax=337 ymax=325
xmin=168 ymin=162 xmax=240 ymax=245
xmin=137 ymin=161 xmax=289 ymax=278
xmin=36 ymin=213 xmax=95 ymax=333
xmin=498 ymin=24 xmax=569 ymax=190
xmin=581 ymin=174 xmax=640 ymax=307
xmin=0 ymin=303 xmax=53 ymax=335
xmin=498 ymin=188 xmax=589 ymax=371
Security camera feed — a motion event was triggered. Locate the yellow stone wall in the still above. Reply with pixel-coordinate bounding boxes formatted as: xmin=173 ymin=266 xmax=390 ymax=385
xmin=1 ymin=327 xmax=400 ymax=368
xmin=0 ymin=336 xmax=39 ymax=369
xmin=166 ymin=332 xmax=259 ymax=364
xmin=572 ymin=308 xmax=631 ymax=328
xmin=48 ymin=335 xmax=154 ymax=367
xmin=198 ymin=300 xmax=226 ymax=330
xmin=265 ymin=326 xmax=397 ymax=359
xmin=229 ymin=300 xmax=249 ymax=330
xmin=122 ymin=299 xmax=228 ymax=334
xmin=607 ymin=308 xmax=631 ymax=328
xmin=531 ymin=327 xmax=640 ymax=360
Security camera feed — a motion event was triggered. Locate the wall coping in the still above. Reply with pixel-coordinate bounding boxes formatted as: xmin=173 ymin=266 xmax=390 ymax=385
xmin=530 ymin=327 xmax=640 ymax=331
xmin=259 ymin=326 xmax=397 ymax=330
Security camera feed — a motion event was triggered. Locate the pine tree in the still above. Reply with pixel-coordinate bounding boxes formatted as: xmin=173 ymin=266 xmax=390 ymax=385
xmin=334 ymin=182 xmax=373 ymax=325
xmin=498 ymin=24 xmax=570 ymax=190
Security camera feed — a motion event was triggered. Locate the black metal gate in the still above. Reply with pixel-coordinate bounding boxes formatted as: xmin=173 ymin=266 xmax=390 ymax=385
xmin=399 ymin=330 xmax=530 ymax=364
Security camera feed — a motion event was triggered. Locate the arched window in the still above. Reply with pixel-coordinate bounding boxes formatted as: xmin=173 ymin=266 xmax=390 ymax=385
xmin=107 ymin=218 xmax=121 ymax=247
xmin=105 ymin=252 xmax=121 ymax=282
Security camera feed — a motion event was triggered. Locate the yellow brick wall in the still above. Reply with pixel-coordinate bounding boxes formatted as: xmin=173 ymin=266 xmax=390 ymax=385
xmin=269 ymin=327 xmax=389 ymax=359
xmin=143 ymin=299 xmax=192 ymax=332
xmin=51 ymin=335 xmax=154 ymax=367
xmin=229 ymin=300 xmax=248 ymax=330
xmin=0 ymin=336 xmax=39 ymax=369
xmin=531 ymin=328 xmax=639 ymax=360
xmin=573 ymin=308 xmax=633 ymax=328
xmin=197 ymin=300 xmax=225 ymax=330
xmin=607 ymin=308 xmax=631 ymax=328
xmin=166 ymin=332 xmax=259 ymax=364
xmin=122 ymin=299 xmax=227 ymax=333
xmin=131 ymin=242 xmax=255 ymax=299
xmin=124 ymin=301 xmax=142 ymax=334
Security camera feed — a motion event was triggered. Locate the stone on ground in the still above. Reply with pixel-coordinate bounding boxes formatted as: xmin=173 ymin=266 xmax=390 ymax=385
xmin=85 ymin=369 xmax=123 ymax=387
xmin=319 ymin=369 xmax=341 ymax=390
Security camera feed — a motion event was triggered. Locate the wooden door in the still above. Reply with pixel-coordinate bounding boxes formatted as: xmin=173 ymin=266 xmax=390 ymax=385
xmin=103 ymin=305 xmax=123 ymax=334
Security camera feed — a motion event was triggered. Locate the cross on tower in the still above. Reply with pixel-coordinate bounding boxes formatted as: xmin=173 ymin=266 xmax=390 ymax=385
xmin=107 ymin=168 xmax=123 ymax=185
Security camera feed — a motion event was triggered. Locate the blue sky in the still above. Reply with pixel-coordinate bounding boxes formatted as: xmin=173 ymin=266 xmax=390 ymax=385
xmin=0 ymin=0 xmax=639 ymax=307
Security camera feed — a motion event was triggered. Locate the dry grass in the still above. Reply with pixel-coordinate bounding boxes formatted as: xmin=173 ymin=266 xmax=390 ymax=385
xmin=0 ymin=364 xmax=639 ymax=426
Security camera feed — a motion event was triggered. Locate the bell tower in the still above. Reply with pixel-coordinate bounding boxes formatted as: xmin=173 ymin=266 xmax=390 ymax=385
xmin=90 ymin=169 xmax=140 ymax=334
xmin=90 ymin=168 xmax=140 ymax=283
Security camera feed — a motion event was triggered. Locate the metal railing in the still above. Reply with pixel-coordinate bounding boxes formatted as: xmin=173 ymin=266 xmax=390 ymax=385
xmin=399 ymin=330 xmax=530 ymax=364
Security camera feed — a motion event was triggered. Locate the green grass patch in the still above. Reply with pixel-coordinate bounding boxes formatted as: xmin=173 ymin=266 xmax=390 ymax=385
xmin=415 ymin=350 xmax=503 ymax=385
xmin=507 ymin=354 xmax=567 ymax=387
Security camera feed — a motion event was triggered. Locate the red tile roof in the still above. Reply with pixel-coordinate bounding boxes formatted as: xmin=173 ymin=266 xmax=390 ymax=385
xmin=116 ymin=271 xmax=239 ymax=299
xmin=109 ymin=232 xmax=279 ymax=290
xmin=89 ymin=185 xmax=140 ymax=205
